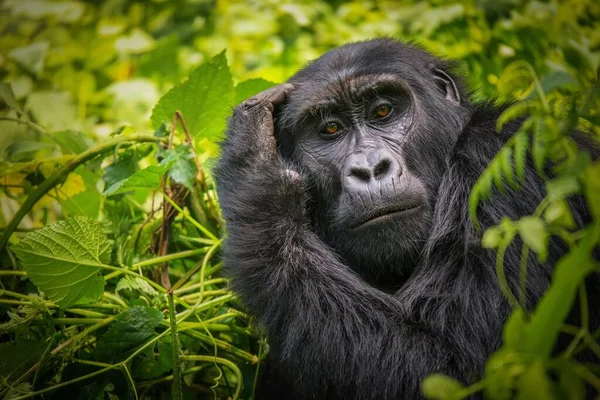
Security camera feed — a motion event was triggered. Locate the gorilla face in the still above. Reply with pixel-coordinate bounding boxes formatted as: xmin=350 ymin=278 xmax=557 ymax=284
xmin=276 ymin=40 xmax=471 ymax=284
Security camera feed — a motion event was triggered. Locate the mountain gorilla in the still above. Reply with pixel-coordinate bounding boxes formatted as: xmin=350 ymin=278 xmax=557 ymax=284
xmin=215 ymin=39 xmax=599 ymax=399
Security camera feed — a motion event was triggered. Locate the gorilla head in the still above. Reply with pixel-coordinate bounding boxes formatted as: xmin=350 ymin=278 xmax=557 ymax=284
xmin=275 ymin=39 xmax=471 ymax=285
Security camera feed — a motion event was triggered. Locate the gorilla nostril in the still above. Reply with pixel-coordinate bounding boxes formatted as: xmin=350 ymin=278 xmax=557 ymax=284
xmin=350 ymin=167 xmax=371 ymax=182
xmin=373 ymin=159 xmax=392 ymax=179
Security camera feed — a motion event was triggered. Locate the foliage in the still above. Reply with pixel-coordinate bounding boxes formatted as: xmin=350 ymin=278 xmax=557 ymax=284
xmin=0 ymin=0 xmax=599 ymax=399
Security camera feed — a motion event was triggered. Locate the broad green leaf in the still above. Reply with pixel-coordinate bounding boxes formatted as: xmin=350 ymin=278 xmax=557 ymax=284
xmin=103 ymin=158 xmax=175 ymax=196
xmin=502 ymin=309 xmax=527 ymax=351
xmin=102 ymin=148 xmax=142 ymax=190
xmin=52 ymin=130 xmax=93 ymax=155
xmin=26 ymin=91 xmax=77 ymax=131
xmin=518 ymin=216 xmax=548 ymax=262
xmin=12 ymin=217 xmax=109 ymax=308
xmin=0 ymin=83 xmax=22 ymax=113
xmin=421 ymin=374 xmax=465 ymax=399
xmin=526 ymin=231 xmax=597 ymax=357
xmin=234 ymin=78 xmax=276 ymax=105
xmin=151 ymin=51 xmax=234 ymax=142
xmin=0 ymin=340 xmax=46 ymax=381
xmin=8 ymin=42 xmax=49 ymax=76
xmin=94 ymin=306 xmax=164 ymax=363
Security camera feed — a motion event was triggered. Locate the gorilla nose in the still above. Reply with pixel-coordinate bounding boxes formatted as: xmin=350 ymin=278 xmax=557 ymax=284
xmin=343 ymin=149 xmax=401 ymax=190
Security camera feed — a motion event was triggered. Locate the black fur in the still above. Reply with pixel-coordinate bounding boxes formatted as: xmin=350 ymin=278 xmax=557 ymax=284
xmin=215 ymin=39 xmax=599 ymax=399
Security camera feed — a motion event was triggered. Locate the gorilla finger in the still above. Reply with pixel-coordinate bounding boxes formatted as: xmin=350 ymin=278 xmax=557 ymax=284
xmin=245 ymin=84 xmax=296 ymax=111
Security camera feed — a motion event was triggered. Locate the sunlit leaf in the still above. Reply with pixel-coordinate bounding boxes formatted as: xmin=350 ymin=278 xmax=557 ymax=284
xmin=7 ymin=42 xmax=49 ymax=76
xmin=518 ymin=216 xmax=548 ymax=262
xmin=151 ymin=51 xmax=234 ymax=142
xmin=421 ymin=374 xmax=465 ymax=399
xmin=12 ymin=217 xmax=109 ymax=307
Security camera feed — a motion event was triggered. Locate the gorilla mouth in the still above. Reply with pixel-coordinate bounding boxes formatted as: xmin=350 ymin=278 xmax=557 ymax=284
xmin=350 ymin=204 xmax=423 ymax=230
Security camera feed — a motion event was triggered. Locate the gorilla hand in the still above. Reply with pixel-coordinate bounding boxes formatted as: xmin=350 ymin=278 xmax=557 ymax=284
xmin=216 ymin=83 xmax=304 ymax=224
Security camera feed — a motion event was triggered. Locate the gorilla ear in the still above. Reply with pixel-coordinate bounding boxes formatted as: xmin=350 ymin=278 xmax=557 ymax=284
xmin=431 ymin=65 xmax=461 ymax=105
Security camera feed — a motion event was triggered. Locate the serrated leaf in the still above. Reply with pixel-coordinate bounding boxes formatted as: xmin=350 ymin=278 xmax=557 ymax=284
xmin=11 ymin=217 xmax=109 ymax=308
xmin=116 ymin=275 xmax=159 ymax=297
xmin=421 ymin=374 xmax=464 ymax=399
xmin=94 ymin=306 xmax=164 ymax=363
xmin=518 ymin=216 xmax=548 ymax=262
xmin=151 ymin=51 xmax=234 ymax=142
xmin=234 ymin=78 xmax=276 ymax=105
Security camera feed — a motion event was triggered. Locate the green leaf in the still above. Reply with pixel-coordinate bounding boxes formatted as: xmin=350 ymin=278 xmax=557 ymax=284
xmin=516 ymin=361 xmax=552 ymax=400
xmin=526 ymin=231 xmax=597 ymax=357
xmin=502 ymin=309 xmax=527 ymax=351
xmin=151 ymin=51 xmax=234 ymax=142
xmin=518 ymin=216 xmax=548 ymax=262
xmin=94 ymin=306 xmax=164 ymax=363
xmin=102 ymin=148 xmax=141 ymax=191
xmin=558 ymin=368 xmax=585 ymax=400
xmin=421 ymin=374 xmax=465 ymax=399
xmin=11 ymin=217 xmax=109 ymax=308
xmin=132 ymin=336 xmax=174 ymax=379
xmin=8 ymin=42 xmax=50 ymax=76
xmin=116 ymin=276 xmax=159 ymax=298
xmin=52 ymin=130 xmax=93 ymax=155
xmin=0 ymin=340 xmax=46 ymax=381
xmin=234 ymin=78 xmax=276 ymax=105
xmin=162 ymin=145 xmax=197 ymax=189
xmin=103 ymin=158 xmax=175 ymax=196
xmin=546 ymin=176 xmax=580 ymax=201
xmin=0 ymin=83 xmax=22 ymax=113
xmin=497 ymin=102 xmax=533 ymax=132
xmin=513 ymin=129 xmax=529 ymax=182
xmin=482 ymin=226 xmax=502 ymax=249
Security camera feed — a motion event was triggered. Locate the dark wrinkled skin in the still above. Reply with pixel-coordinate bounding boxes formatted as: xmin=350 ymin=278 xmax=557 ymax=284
xmin=215 ymin=39 xmax=600 ymax=399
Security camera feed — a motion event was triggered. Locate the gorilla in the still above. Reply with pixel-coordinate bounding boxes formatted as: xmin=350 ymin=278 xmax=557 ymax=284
xmin=215 ymin=39 xmax=599 ymax=399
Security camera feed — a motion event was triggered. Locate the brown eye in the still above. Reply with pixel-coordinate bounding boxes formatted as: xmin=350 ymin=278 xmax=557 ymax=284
xmin=324 ymin=121 xmax=341 ymax=135
xmin=374 ymin=104 xmax=392 ymax=118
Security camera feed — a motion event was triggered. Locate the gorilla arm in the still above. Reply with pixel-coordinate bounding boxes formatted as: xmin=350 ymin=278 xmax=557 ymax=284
xmin=215 ymin=85 xmax=489 ymax=398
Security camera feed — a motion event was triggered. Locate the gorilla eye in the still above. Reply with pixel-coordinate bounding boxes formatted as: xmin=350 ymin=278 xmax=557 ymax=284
xmin=323 ymin=121 xmax=342 ymax=135
xmin=373 ymin=104 xmax=392 ymax=119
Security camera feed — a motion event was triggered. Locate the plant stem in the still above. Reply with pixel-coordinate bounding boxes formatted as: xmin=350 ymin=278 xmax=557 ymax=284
xmin=168 ymin=291 xmax=183 ymax=400
xmin=0 ymin=134 xmax=160 ymax=250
